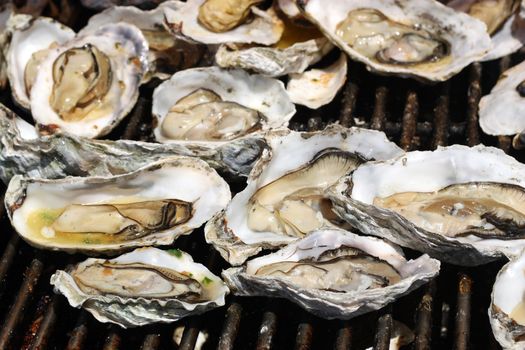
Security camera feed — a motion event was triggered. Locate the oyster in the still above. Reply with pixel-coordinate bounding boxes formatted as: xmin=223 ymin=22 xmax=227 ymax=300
xmin=205 ymin=125 xmax=403 ymax=265
xmin=5 ymin=157 xmax=230 ymax=254
xmin=5 ymin=14 xmax=75 ymax=108
xmin=164 ymin=0 xmax=284 ymax=45
xmin=30 ymin=23 xmax=148 ymax=138
xmin=85 ymin=2 xmax=203 ymax=81
xmin=296 ymin=0 xmax=492 ymax=81
xmin=0 ymin=104 xmax=264 ymax=182
xmin=51 ymin=247 xmax=229 ymax=327
xmin=329 ymin=145 xmax=525 ymax=266
xmin=479 ymin=60 xmax=525 ymax=143
xmin=286 ymin=53 xmax=347 ymax=109
xmin=222 ymin=229 xmax=440 ymax=319
xmin=0 ymin=3 xmax=13 ymax=90
xmin=215 ymin=13 xmax=332 ymax=77
xmin=490 ymin=250 xmax=525 ymax=349
xmin=152 ymin=66 xmax=295 ymax=147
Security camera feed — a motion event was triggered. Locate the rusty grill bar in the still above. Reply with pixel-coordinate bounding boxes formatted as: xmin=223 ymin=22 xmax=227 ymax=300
xmin=1 ymin=19 xmax=524 ymax=350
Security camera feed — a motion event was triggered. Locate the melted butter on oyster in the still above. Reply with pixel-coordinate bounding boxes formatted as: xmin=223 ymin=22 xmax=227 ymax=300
xmin=72 ymin=261 xmax=205 ymax=301
xmin=161 ymin=88 xmax=262 ymax=141
xmin=28 ymin=199 xmax=192 ymax=245
xmin=255 ymin=246 xmax=401 ymax=291
xmin=49 ymin=44 xmax=113 ymax=122
xmin=374 ymin=182 xmax=525 ymax=239
xmin=273 ymin=14 xmax=323 ymax=49
xmin=247 ymin=149 xmax=362 ymax=237
xmin=335 ymin=8 xmax=450 ymax=66
xmin=198 ymin=0 xmax=263 ymax=33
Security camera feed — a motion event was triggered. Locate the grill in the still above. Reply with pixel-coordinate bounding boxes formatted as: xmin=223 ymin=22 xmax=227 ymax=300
xmin=0 ymin=2 xmax=524 ymax=349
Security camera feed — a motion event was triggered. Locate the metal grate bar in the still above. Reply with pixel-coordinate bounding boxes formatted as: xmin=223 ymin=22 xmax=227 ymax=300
xmin=399 ymin=91 xmax=419 ymax=151
xmin=453 ymin=274 xmax=472 ymax=350
xmin=217 ymin=302 xmax=243 ymax=350
xmin=256 ymin=309 xmax=278 ymax=350
xmin=140 ymin=334 xmax=161 ymax=350
xmin=432 ymin=83 xmax=450 ymax=149
xmin=293 ymin=321 xmax=313 ymax=350
xmin=102 ymin=328 xmax=122 ymax=350
xmin=28 ymin=294 xmax=61 ymax=350
xmin=370 ymin=86 xmax=388 ymax=131
xmin=466 ymin=63 xmax=482 ymax=146
xmin=413 ymin=281 xmax=436 ymax=350
xmin=178 ymin=318 xmax=201 ymax=350
xmin=66 ymin=311 xmax=90 ymax=350
xmin=0 ymin=234 xmax=20 ymax=300
xmin=373 ymin=311 xmax=393 ymax=350
xmin=338 ymin=71 xmax=359 ymax=127
xmin=334 ymin=322 xmax=352 ymax=350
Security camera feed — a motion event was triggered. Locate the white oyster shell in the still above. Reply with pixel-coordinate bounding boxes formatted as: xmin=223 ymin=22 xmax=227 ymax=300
xmin=222 ymin=229 xmax=440 ymax=319
xmin=0 ymin=3 xmax=13 ymax=90
xmin=297 ymin=0 xmax=492 ymax=81
xmin=329 ymin=145 xmax=525 ymax=266
xmin=152 ymin=66 xmax=295 ymax=147
xmin=479 ymin=60 xmax=525 ymax=136
xmin=6 ymin=14 xmax=75 ymax=109
xmin=286 ymin=53 xmax=347 ymax=109
xmin=5 ymin=156 xmax=231 ymax=254
xmin=51 ymin=247 xmax=229 ymax=328
xmin=490 ymin=250 xmax=525 ymax=349
xmin=30 ymin=23 xmax=149 ymax=138
xmin=205 ymin=125 xmax=404 ymax=265
xmin=164 ymin=0 xmax=284 ymax=45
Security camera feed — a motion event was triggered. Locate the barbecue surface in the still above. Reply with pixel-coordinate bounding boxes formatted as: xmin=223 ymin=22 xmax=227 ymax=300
xmin=0 ymin=1 xmax=523 ymax=349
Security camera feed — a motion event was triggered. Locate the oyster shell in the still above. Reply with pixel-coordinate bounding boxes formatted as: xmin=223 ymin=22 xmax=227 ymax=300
xmin=222 ymin=229 xmax=440 ymax=319
xmin=6 ymin=14 xmax=75 ymax=109
xmin=51 ymin=247 xmax=229 ymax=327
xmin=329 ymin=145 xmax=525 ymax=266
xmin=296 ymin=0 xmax=492 ymax=81
xmin=205 ymin=125 xmax=403 ymax=265
xmin=30 ymin=23 xmax=149 ymax=138
xmin=152 ymin=66 xmax=295 ymax=147
xmin=164 ymin=0 xmax=284 ymax=45
xmin=5 ymin=157 xmax=230 ymax=254
xmin=0 ymin=3 xmax=13 ymax=90
xmin=286 ymin=53 xmax=347 ymax=109
xmin=0 ymin=104 xmax=264 ymax=182
xmin=85 ymin=2 xmax=203 ymax=82
xmin=490 ymin=250 xmax=525 ymax=349
xmin=479 ymin=60 xmax=525 ymax=141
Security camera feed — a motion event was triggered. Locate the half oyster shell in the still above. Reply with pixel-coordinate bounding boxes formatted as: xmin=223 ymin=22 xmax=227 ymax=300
xmin=152 ymin=66 xmax=295 ymax=147
xmin=222 ymin=229 xmax=440 ymax=319
xmin=30 ymin=23 xmax=149 ymax=138
xmin=329 ymin=145 xmax=525 ymax=266
xmin=205 ymin=125 xmax=403 ymax=265
xmin=296 ymin=0 xmax=492 ymax=81
xmin=51 ymin=247 xmax=229 ymax=327
xmin=0 ymin=3 xmax=13 ymax=90
xmin=5 ymin=157 xmax=230 ymax=254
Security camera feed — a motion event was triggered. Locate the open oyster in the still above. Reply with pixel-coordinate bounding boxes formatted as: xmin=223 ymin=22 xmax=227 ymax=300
xmin=0 ymin=3 xmax=13 ymax=90
xmin=5 ymin=157 xmax=230 ymax=254
xmin=51 ymin=247 xmax=229 ymax=327
xmin=152 ymin=66 xmax=295 ymax=148
xmin=29 ymin=23 xmax=148 ymax=138
xmin=329 ymin=145 xmax=525 ymax=266
xmin=296 ymin=0 xmax=492 ymax=81
xmin=223 ymin=229 xmax=439 ymax=319
xmin=490 ymin=250 xmax=525 ymax=349
xmin=85 ymin=2 xmax=203 ymax=82
xmin=205 ymin=125 xmax=403 ymax=265
xmin=164 ymin=0 xmax=284 ymax=45
xmin=479 ymin=60 xmax=525 ymax=145
xmin=286 ymin=53 xmax=347 ymax=109
xmin=6 ymin=14 xmax=75 ymax=109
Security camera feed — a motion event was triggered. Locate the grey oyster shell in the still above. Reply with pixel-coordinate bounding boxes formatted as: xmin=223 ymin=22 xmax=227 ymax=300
xmin=328 ymin=145 xmax=525 ymax=266
xmin=51 ymin=247 xmax=229 ymax=327
xmin=0 ymin=104 xmax=266 ymax=183
xmin=222 ymin=229 xmax=440 ymax=320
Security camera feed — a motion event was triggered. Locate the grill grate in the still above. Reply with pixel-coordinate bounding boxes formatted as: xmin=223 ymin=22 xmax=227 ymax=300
xmin=1 ymin=18 xmax=525 ymax=350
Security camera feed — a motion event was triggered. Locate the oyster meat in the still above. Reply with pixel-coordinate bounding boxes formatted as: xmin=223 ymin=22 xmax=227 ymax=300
xmin=164 ymin=0 xmax=284 ymax=45
xmin=51 ymin=247 xmax=229 ymax=327
xmin=205 ymin=125 xmax=403 ymax=265
xmin=296 ymin=0 xmax=492 ymax=81
xmin=222 ymin=229 xmax=439 ymax=319
xmin=329 ymin=145 xmax=525 ymax=266
xmin=152 ymin=66 xmax=295 ymax=148
xmin=30 ymin=23 xmax=149 ymax=138
xmin=5 ymin=157 xmax=230 ymax=254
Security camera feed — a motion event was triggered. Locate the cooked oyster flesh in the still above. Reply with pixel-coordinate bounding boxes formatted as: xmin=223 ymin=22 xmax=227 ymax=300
xmin=50 ymin=44 xmax=112 ymax=122
xmin=25 ymin=48 xmax=55 ymax=97
xmin=451 ymin=0 xmax=520 ymax=34
xmin=335 ymin=9 xmax=450 ymax=65
xmin=33 ymin=199 xmax=192 ymax=244
xmin=510 ymin=298 xmax=525 ymax=325
xmin=198 ymin=0 xmax=263 ymax=32
xmin=247 ymin=150 xmax=362 ymax=237
xmin=161 ymin=89 xmax=262 ymax=141
xmin=373 ymin=182 xmax=525 ymax=239
xmin=255 ymin=247 xmax=401 ymax=291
